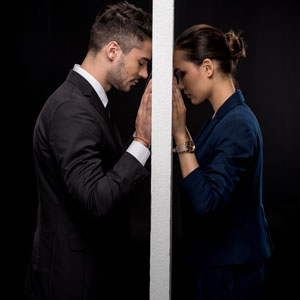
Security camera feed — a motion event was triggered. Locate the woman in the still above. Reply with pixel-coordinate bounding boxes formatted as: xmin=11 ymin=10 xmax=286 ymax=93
xmin=172 ymin=24 xmax=273 ymax=300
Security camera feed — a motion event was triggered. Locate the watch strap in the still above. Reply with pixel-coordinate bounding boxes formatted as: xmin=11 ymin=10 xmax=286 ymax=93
xmin=172 ymin=127 xmax=195 ymax=153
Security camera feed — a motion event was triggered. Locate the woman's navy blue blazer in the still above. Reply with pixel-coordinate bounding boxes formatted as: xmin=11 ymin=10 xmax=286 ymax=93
xmin=179 ymin=89 xmax=273 ymax=267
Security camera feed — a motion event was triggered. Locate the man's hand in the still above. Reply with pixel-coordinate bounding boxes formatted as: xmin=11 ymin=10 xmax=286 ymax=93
xmin=135 ymin=79 xmax=152 ymax=147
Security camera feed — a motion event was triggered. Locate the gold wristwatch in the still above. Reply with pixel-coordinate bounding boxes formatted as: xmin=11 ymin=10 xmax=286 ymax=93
xmin=172 ymin=127 xmax=195 ymax=153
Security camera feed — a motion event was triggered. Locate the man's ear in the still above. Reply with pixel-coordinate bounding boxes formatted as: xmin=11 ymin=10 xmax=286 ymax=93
xmin=202 ymin=58 xmax=214 ymax=78
xmin=105 ymin=41 xmax=121 ymax=61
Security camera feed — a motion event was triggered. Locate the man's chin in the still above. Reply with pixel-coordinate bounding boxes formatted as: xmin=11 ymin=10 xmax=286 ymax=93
xmin=113 ymin=80 xmax=137 ymax=92
xmin=121 ymin=83 xmax=134 ymax=92
xmin=121 ymin=86 xmax=131 ymax=92
xmin=112 ymin=83 xmax=130 ymax=92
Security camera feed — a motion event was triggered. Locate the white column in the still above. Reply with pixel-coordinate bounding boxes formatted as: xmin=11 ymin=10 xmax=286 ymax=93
xmin=150 ymin=1 xmax=174 ymax=300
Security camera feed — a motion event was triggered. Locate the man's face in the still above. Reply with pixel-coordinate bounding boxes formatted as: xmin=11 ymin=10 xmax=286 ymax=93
xmin=109 ymin=39 xmax=152 ymax=92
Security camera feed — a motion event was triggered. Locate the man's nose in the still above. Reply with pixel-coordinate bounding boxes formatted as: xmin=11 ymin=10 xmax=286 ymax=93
xmin=138 ymin=65 xmax=148 ymax=79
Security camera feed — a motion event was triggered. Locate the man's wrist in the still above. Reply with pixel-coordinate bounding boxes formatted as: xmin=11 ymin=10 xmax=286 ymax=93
xmin=127 ymin=140 xmax=150 ymax=166
xmin=134 ymin=136 xmax=151 ymax=148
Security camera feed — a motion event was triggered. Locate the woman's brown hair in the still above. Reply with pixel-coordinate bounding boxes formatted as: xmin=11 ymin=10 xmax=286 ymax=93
xmin=174 ymin=24 xmax=246 ymax=74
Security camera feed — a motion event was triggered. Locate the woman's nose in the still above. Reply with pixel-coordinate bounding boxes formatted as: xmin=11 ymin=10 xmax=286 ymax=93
xmin=177 ymin=78 xmax=184 ymax=90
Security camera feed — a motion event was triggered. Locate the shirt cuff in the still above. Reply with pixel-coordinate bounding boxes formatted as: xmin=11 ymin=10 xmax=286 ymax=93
xmin=126 ymin=140 xmax=150 ymax=166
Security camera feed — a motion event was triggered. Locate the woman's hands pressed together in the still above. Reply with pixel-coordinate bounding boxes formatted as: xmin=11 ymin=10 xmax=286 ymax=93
xmin=172 ymin=77 xmax=189 ymax=144
xmin=172 ymin=77 xmax=199 ymax=178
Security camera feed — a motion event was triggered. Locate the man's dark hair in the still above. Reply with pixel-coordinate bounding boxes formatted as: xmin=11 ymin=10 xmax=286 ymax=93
xmin=89 ymin=1 xmax=152 ymax=54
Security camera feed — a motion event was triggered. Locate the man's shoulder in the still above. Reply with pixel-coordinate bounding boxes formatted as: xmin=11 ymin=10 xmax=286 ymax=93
xmin=46 ymin=78 xmax=88 ymax=108
xmin=38 ymin=78 xmax=91 ymax=124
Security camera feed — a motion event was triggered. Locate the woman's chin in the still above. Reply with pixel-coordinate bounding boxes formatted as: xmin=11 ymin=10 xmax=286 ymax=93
xmin=190 ymin=97 xmax=199 ymax=105
xmin=191 ymin=97 xmax=206 ymax=105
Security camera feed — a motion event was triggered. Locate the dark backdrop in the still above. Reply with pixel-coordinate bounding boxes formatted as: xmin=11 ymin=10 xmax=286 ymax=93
xmin=172 ymin=1 xmax=300 ymax=300
xmin=8 ymin=0 xmax=299 ymax=299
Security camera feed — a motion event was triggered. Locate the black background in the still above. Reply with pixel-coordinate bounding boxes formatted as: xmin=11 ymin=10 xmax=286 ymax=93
xmin=8 ymin=0 xmax=300 ymax=299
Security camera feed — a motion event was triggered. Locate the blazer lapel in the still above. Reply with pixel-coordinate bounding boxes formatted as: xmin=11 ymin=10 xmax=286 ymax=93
xmin=194 ymin=90 xmax=245 ymax=150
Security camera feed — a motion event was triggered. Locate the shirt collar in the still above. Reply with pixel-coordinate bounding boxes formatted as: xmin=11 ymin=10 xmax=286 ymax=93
xmin=73 ymin=64 xmax=108 ymax=107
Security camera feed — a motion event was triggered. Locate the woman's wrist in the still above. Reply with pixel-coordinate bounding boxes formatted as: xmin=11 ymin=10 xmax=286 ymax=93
xmin=174 ymin=133 xmax=190 ymax=145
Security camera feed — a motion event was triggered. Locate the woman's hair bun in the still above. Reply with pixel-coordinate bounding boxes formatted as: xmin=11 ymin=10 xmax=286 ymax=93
xmin=225 ymin=30 xmax=246 ymax=62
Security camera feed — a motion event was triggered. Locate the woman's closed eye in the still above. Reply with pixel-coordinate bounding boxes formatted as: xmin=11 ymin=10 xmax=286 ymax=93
xmin=178 ymin=71 xmax=186 ymax=78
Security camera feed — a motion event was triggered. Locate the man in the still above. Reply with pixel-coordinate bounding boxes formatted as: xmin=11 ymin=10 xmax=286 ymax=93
xmin=24 ymin=2 xmax=152 ymax=299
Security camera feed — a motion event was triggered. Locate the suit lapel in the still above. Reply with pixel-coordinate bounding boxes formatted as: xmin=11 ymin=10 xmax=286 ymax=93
xmin=88 ymin=92 xmax=124 ymax=156
xmin=66 ymin=70 xmax=124 ymax=157
xmin=112 ymin=121 xmax=125 ymax=153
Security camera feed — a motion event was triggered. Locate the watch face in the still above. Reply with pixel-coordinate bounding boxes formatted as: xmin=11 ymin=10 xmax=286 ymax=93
xmin=172 ymin=140 xmax=195 ymax=153
xmin=186 ymin=140 xmax=195 ymax=152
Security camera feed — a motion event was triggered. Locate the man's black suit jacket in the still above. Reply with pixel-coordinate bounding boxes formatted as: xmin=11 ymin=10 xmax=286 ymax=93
xmin=25 ymin=70 xmax=149 ymax=300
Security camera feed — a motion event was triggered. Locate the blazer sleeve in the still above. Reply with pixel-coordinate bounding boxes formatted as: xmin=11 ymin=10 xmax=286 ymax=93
xmin=179 ymin=117 xmax=256 ymax=216
xmin=48 ymin=99 xmax=148 ymax=219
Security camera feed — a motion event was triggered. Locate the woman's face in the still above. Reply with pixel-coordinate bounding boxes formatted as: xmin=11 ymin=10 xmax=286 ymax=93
xmin=173 ymin=49 xmax=212 ymax=105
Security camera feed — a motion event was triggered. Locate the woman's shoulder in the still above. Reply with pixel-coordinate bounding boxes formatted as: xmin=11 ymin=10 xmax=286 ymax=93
xmin=222 ymin=101 xmax=260 ymax=127
xmin=213 ymin=104 xmax=262 ymax=145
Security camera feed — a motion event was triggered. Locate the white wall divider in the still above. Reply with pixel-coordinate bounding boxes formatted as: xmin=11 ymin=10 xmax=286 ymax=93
xmin=150 ymin=1 xmax=174 ymax=300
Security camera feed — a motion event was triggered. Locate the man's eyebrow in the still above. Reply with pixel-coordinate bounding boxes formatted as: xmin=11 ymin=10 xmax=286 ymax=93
xmin=141 ymin=57 xmax=151 ymax=62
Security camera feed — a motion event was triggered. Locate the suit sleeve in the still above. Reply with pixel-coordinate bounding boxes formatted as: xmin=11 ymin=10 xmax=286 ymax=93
xmin=48 ymin=99 xmax=148 ymax=219
xmin=179 ymin=117 xmax=256 ymax=216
